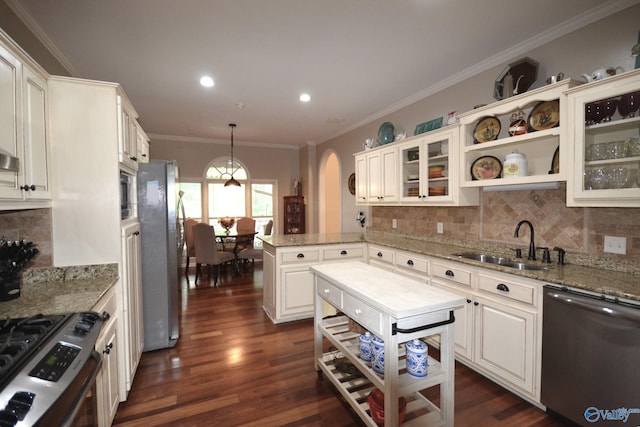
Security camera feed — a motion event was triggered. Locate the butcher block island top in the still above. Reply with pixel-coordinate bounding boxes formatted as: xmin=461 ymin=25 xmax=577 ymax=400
xmin=311 ymin=262 xmax=464 ymax=427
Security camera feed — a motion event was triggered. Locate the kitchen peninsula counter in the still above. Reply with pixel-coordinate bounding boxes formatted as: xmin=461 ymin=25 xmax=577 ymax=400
xmin=261 ymin=231 xmax=640 ymax=301
xmin=0 ymin=264 xmax=118 ymax=319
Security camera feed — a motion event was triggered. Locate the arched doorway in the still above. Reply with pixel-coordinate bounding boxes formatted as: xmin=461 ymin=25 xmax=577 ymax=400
xmin=319 ymin=151 xmax=341 ymax=233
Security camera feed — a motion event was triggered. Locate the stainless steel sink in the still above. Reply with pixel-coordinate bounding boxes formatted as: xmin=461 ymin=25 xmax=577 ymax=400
xmin=454 ymin=252 xmax=550 ymax=271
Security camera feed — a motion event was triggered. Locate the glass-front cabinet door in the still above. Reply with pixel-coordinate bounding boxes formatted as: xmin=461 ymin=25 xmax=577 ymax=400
xmin=566 ymin=69 xmax=640 ymax=207
xmin=399 ymin=130 xmax=452 ymax=203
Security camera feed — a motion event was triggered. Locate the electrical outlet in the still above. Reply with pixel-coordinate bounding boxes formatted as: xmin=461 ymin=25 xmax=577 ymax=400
xmin=603 ymin=235 xmax=626 ymax=255
xmin=392 ymin=219 xmax=397 ymax=229
xmin=437 ymin=222 xmax=444 ymax=234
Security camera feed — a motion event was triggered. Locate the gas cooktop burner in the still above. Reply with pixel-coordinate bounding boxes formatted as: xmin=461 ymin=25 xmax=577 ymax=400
xmin=0 ymin=314 xmax=70 ymax=386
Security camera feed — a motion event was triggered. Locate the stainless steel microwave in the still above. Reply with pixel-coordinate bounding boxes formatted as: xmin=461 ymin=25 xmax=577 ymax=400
xmin=120 ymin=171 xmax=135 ymax=219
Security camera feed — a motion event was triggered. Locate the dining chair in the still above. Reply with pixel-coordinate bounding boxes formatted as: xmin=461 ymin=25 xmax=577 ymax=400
xmin=184 ymin=219 xmax=198 ymax=276
xmin=237 ymin=219 xmax=270 ymax=272
xmin=264 ymin=219 xmax=273 ymax=236
xmin=193 ymin=223 xmax=236 ymax=286
xmin=235 ymin=217 xmax=256 ymax=253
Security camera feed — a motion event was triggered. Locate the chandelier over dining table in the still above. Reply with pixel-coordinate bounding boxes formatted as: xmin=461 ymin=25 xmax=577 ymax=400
xmin=224 ymin=123 xmax=241 ymax=187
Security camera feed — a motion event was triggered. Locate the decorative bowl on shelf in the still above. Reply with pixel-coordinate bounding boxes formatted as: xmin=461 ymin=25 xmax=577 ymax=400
xmin=218 ymin=217 xmax=235 ymax=233
xmin=367 ymin=389 xmax=407 ymax=426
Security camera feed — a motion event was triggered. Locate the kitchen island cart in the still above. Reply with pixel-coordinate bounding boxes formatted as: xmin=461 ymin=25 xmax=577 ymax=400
xmin=312 ymin=262 xmax=464 ymax=426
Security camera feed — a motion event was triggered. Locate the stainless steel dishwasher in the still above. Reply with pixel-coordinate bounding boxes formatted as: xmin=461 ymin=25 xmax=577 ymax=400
xmin=541 ymin=285 xmax=640 ymax=427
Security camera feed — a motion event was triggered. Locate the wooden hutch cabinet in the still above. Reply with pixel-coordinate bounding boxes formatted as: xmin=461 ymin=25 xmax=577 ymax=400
xmin=283 ymin=196 xmax=305 ymax=234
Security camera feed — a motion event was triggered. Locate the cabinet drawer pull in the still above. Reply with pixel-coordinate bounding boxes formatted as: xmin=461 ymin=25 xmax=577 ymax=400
xmin=406 ymin=260 xmax=414 ymax=266
xmin=445 ymin=270 xmax=455 ymax=277
xmin=134 ymin=231 xmax=140 ymax=236
xmin=377 ymin=252 xmax=383 ymax=257
xmin=354 ymin=309 xmax=362 ymax=315
xmin=496 ymin=283 xmax=510 ymax=292
xmin=20 ymin=185 xmax=36 ymax=191
xmin=296 ymin=253 xmax=305 ymax=258
xmin=340 ymin=250 xmax=347 ymax=255
xmin=103 ymin=342 xmax=113 ymax=355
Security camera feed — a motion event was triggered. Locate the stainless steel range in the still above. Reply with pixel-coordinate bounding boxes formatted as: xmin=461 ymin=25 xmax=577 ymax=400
xmin=0 ymin=311 xmax=106 ymax=426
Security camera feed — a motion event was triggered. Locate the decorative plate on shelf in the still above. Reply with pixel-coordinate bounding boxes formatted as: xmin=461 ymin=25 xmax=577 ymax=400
xmin=377 ymin=122 xmax=395 ymax=145
xmin=470 ymin=156 xmax=502 ymax=180
xmin=549 ymin=146 xmax=560 ymax=174
xmin=473 ymin=116 xmax=501 ymax=143
xmin=348 ymin=173 xmax=356 ymax=195
xmin=528 ymin=100 xmax=560 ymax=131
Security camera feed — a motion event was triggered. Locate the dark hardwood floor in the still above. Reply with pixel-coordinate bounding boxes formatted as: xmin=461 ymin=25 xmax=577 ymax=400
xmin=112 ymin=264 xmax=571 ymax=427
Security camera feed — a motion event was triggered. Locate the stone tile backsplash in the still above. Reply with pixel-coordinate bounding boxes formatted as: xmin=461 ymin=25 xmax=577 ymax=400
xmin=372 ymin=184 xmax=640 ymax=265
xmin=0 ymin=209 xmax=52 ymax=267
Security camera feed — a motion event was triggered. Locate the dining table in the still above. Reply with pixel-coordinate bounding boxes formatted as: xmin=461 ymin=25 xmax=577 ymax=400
xmin=215 ymin=230 xmax=258 ymax=275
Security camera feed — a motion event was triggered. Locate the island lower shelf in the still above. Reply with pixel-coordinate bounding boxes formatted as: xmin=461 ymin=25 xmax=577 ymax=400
xmin=317 ymin=315 xmax=446 ymax=426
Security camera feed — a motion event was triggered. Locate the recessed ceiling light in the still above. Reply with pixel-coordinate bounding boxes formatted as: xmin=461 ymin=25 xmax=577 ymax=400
xmin=299 ymin=93 xmax=311 ymax=102
xmin=200 ymin=76 xmax=214 ymax=87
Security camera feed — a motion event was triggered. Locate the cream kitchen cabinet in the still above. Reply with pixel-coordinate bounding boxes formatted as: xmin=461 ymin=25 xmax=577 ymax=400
xmin=398 ymin=126 xmax=478 ymax=206
xmin=117 ymin=96 xmax=140 ymax=173
xmin=0 ymin=35 xmax=50 ymax=206
xmin=431 ymin=258 xmax=542 ymax=404
xmin=262 ymin=242 xmax=366 ymax=323
xmin=93 ymin=287 xmax=120 ymax=427
xmin=49 ymin=76 xmax=145 ymax=402
xmin=136 ymin=124 xmax=150 ymax=164
xmin=120 ymin=221 xmax=144 ymax=398
xmin=458 ymin=80 xmax=579 ymax=190
xmin=355 ymin=145 xmax=398 ymax=205
xmin=566 ymin=69 xmax=640 ymax=207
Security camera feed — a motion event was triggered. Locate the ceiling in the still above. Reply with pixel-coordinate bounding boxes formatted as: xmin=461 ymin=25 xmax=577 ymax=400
xmin=9 ymin=0 xmax=630 ymax=147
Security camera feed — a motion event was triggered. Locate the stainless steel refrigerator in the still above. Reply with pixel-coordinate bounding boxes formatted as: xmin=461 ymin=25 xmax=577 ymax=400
xmin=137 ymin=160 xmax=181 ymax=351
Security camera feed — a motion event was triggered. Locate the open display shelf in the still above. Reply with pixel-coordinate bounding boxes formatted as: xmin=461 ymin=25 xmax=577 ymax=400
xmin=317 ymin=315 xmax=445 ymax=427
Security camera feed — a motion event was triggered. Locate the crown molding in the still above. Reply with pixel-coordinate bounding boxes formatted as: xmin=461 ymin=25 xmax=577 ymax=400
xmin=5 ymin=0 xmax=80 ymax=77
xmin=147 ymin=133 xmax=300 ymax=150
xmin=321 ymin=0 xmax=640 ymax=144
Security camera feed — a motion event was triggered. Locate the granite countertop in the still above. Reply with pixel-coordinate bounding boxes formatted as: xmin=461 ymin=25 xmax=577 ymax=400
xmin=262 ymin=231 xmax=640 ymax=302
xmin=0 ymin=264 xmax=118 ymax=319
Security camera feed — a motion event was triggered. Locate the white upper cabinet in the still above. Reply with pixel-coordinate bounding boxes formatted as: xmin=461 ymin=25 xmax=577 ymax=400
xmin=566 ymin=69 xmax=640 ymax=207
xmin=398 ymin=125 xmax=478 ymax=206
xmin=117 ymin=95 xmax=139 ymax=173
xmin=458 ymin=80 xmax=579 ymax=189
xmin=355 ymin=145 xmax=398 ymax=205
xmin=0 ymin=38 xmax=50 ymax=205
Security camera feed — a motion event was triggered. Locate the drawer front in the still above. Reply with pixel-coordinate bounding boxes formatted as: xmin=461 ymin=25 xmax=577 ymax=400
xmin=368 ymin=246 xmax=394 ymax=264
xmin=281 ymin=249 xmax=320 ymax=264
xmin=395 ymin=252 xmax=429 ymax=275
xmin=432 ymin=262 xmax=472 ymax=287
xmin=322 ymin=246 xmax=365 ymax=261
xmin=316 ymin=277 xmax=343 ymax=309
xmin=342 ymin=293 xmax=382 ymax=336
xmin=478 ymin=274 xmax=535 ymax=305
xmin=93 ymin=288 xmax=117 ymax=319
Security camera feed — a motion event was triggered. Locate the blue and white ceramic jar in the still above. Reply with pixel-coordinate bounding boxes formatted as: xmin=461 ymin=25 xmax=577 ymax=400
xmin=359 ymin=331 xmax=372 ymax=361
xmin=405 ymin=339 xmax=428 ymax=377
xmin=371 ymin=335 xmax=385 ymax=376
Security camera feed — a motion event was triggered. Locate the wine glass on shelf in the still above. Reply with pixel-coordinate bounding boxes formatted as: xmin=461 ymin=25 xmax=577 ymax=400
xmin=601 ymin=98 xmax=618 ymax=122
xmin=618 ymin=92 xmax=640 ymax=118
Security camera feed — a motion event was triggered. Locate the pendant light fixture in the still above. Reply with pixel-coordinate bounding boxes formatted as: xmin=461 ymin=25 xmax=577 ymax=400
xmin=224 ymin=123 xmax=241 ymax=187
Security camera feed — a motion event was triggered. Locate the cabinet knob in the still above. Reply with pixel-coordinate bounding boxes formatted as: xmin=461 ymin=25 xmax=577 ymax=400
xmin=474 ymin=301 xmax=479 ymax=306
xmin=377 ymin=252 xmax=383 ymax=257
xmin=103 ymin=342 xmax=113 ymax=355
xmin=134 ymin=231 xmax=140 ymax=236
xmin=323 ymin=288 xmax=330 ymax=294
xmin=466 ymin=299 xmax=472 ymax=304
xmin=340 ymin=250 xmax=347 ymax=255
xmin=354 ymin=309 xmax=362 ymax=315
xmin=130 ymin=156 xmax=138 ymax=161
xmin=20 ymin=185 xmax=36 ymax=191
xmin=142 ymin=153 xmax=147 ymax=158
xmin=496 ymin=283 xmax=510 ymax=292
xmin=296 ymin=253 xmax=304 ymax=258
xmin=445 ymin=270 xmax=455 ymax=277
xmin=406 ymin=260 xmax=414 ymax=266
